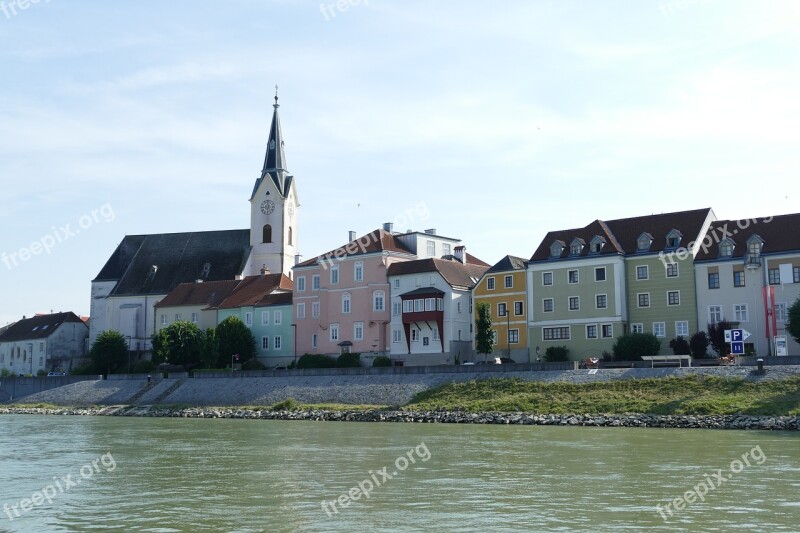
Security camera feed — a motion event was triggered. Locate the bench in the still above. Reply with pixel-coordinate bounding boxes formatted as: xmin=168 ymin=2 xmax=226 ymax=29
xmin=691 ymin=358 xmax=721 ymax=367
xmin=642 ymin=355 xmax=691 ymax=368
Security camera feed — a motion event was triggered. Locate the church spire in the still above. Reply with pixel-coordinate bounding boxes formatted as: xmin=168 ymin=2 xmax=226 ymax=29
xmin=261 ymin=85 xmax=287 ymax=177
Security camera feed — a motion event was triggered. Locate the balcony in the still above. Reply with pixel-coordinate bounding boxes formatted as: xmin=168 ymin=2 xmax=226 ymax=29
xmin=744 ymin=254 xmax=761 ymax=269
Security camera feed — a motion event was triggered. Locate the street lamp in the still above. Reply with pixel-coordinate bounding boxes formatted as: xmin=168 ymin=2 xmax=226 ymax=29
xmin=231 ymin=353 xmax=239 ymax=371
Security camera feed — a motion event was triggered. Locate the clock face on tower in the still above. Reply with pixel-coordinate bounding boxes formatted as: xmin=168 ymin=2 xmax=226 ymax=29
xmin=260 ymin=200 xmax=275 ymax=215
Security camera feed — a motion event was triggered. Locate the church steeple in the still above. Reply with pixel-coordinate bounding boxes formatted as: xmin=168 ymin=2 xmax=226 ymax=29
xmin=261 ymin=85 xmax=287 ymax=179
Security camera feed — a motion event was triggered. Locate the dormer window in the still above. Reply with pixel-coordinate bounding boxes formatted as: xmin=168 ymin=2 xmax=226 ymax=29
xmin=636 ymin=233 xmax=654 ymax=252
xmin=719 ymin=239 xmax=734 ymax=258
xmin=569 ymin=238 xmax=585 ymax=256
xmin=550 ymin=241 xmax=565 ymax=258
xmin=745 ymin=235 xmax=764 ymax=267
xmin=666 ymin=229 xmax=682 ymax=249
xmin=589 ymin=236 xmax=606 ymax=254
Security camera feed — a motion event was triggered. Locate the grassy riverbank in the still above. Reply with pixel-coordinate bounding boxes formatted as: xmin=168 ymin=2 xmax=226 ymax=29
xmin=404 ymin=375 xmax=800 ymax=416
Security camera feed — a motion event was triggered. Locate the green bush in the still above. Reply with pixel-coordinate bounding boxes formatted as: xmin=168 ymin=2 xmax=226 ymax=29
xmin=272 ymin=398 xmax=297 ymax=411
xmin=336 ymin=352 xmax=361 ymax=368
xmin=372 ymin=356 xmax=392 ymax=367
xmin=669 ymin=336 xmax=690 ymax=356
xmin=287 ymin=360 xmax=297 ymax=369
xmin=0 ymin=369 xmax=12 ymax=377
xmin=544 ymin=346 xmax=569 ymax=362
xmin=612 ymin=333 xmax=661 ymax=361
xmin=71 ymin=363 xmax=100 ymax=376
xmin=133 ymin=360 xmax=155 ymax=374
xmin=690 ymin=331 xmax=710 ymax=358
xmin=296 ymin=353 xmax=337 ymax=369
xmin=242 ymin=358 xmax=267 ymax=371
xmin=37 ymin=370 xmax=48 ymax=377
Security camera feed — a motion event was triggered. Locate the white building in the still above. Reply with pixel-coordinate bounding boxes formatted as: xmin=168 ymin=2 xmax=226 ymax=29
xmin=0 ymin=312 xmax=88 ymax=375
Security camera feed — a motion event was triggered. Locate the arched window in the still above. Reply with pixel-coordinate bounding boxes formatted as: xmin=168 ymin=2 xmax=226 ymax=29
xmin=288 ymin=227 xmax=293 ymax=245
xmin=263 ymin=224 xmax=272 ymax=243
xmin=342 ymin=292 xmax=351 ymax=314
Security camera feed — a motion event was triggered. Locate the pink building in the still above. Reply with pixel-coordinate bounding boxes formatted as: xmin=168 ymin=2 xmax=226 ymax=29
xmin=292 ymin=225 xmax=466 ymax=361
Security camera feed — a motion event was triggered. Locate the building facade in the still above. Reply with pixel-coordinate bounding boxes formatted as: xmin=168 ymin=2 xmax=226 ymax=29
xmin=0 ymin=312 xmax=88 ymax=375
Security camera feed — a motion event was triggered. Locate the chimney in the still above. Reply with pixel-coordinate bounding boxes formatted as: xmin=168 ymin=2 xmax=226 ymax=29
xmin=260 ymin=264 xmax=270 ymax=276
xmin=348 ymin=231 xmax=357 ymax=242
xmin=424 ymin=228 xmax=437 ymax=236
xmin=294 ymin=254 xmax=303 ymax=266
xmin=383 ymin=222 xmax=394 ymax=233
xmin=454 ymin=245 xmax=466 ymax=264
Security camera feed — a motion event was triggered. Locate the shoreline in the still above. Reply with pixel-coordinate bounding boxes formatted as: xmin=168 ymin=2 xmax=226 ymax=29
xmin=1 ymin=406 xmax=797 ymax=430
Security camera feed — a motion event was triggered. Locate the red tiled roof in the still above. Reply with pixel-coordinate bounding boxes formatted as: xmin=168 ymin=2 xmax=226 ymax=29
xmin=217 ymin=274 xmax=293 ymax=309
xmin=155 ymin=279 xmax=242 ymax=309
xmin=295 ymin=229 xmax=415 ymax=268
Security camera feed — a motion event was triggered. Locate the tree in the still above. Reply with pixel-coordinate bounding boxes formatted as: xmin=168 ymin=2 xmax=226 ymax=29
xmin=707 ymin=320 xmax=733 ymax=357
xmin=151 ymin=321 xmax=203 ymax=367
xmin=669 ymin=336 xmax=690 ymax=356
xmin=215 ymin=316 xmax=256 ymax=368
xmin=544 ymin=346 xmax=569 ymax=362
xmin=787 ymin=297 xmax=800 ymax=345
xmin=89 ymin=330 xmax=128 ymax=375
xmin=612 ymin=333 xmax=661 ymax=361
xmin=474 ymin=302 xmax=493 ymax=361
xmin=689 ymin=331 xmax=710 ymax=358
xmin=199 ymin=328 xmax=219 ymax=369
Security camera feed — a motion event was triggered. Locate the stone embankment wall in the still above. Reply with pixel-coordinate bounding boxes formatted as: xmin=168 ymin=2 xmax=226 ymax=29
xmin=12 ymin=365 xmax=800 ymax=407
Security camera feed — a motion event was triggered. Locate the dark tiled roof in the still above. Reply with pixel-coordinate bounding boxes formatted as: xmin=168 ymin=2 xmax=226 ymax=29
xmin=388 ymin=258 xmax=489 ymax=289
xmin=154 ymin=279 xmax=242 ymax=309
xmin=0 ymin=312 xmax=86 ymax=342
xmin=399 ymin=287 xmax=446 ymax=297
xmin=256 ymin=292 xmax=293 ymax=307
xmin=530 ymin=219 xmax=623 ymax=262
xmin=695 ymin=213 xmax=800 ymax=261
xmin=295 ymin=229 xmax=415 ymax=268
xmin=604 ymin=208 xmax=712 ymax=255
xmin=95 ymin=230 xmax=251 ymax=296
xmin=217 ymin=274 xmax=293 ymax=309
xmin=486 ymin=255 xmax=529 ymax=274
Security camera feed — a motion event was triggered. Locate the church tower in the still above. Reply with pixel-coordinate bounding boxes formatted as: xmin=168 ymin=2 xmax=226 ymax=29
xmin=249 ymin=89 xmax=299 ymax=277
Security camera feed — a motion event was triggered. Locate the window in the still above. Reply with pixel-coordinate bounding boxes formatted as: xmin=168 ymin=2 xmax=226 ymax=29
xmin=262 ymin=224 xmax=272 ymax=243
xmin=543 ymin=298 xmax=554 ymax=312
xmin=312 ymin=334 xmax=318 ymax=349
xmin=601 ymin=324 xmax=613 ymax=338
xmin=595 ymin=267 xmax=606 ymax=282
xmin=392 ymin=329 xmax=402 ymax=343
xmin=631 ymin=323 xmax=644 ymax=334
xmin=666 ymin=231 xmax=681 ymax=248
xmin=423 ymin=336 xmax=430 ymax=347
xmin=297 ymin=276 xmax=306 ymax=292
xmin=708 ymin=272 xmax=720 ymax=289
xmin=393 ymin=302 xmax=402 ymax=316
xmin=550 ymin=242 xmax=564 ymax=258
xmin=354 ymin=262 xmax=364 ymax=282
xmin=542 ymin=272 xmax=553 ymax=286
xmin=342 ymin=293 xmax=351 ymax=314
xmin=432 ymin=327 xmax=440 ymax=341
xmin=175 ymin=313 xmax=182 ymax=322
xmin=425 ymin=298 xmax=435 ymax=311
xmin=297 ymin=303 xmax=306 ymax=319
xmin=312 ymin=275 xmax=320 ymax=290
xmin=653 ymin=322 xmax=666 ymax=338
xmin=768 ymin=268 xmax=780 ymax=285
xmin=667 ymin=291 xmax=680 ymax=306
xmin=393 ymin=279 xmax=400 ymax=289
xmin=403 ymin=300 xmax=413 ymax=313
xmin=569 ymin=297 xmax=580 ymax=311
xmin=330 ymin=324 xmax=339 ymax=342
xmin=274 ymin=336 xmax=282 ymax=350
xmin=637 ymin=234 xmax=652 ymax=251
xmin=636 ymin=265 xmax=648 ymax=280
xmin=734 ymin=271 xmax=746 ymax=287
xmin=330 ymin=265 xmax=339 ymax=285
xmin=666 ymin=263 xmax=678 ymax=278
xmin=39 ymin=342 xmax=44 ymax=352
xmin=437 ymin=298 xmax=444 ymax=311
xmin=411 ymin=329 xmax=419 ymax=342
xmin=505 ymin=275 xmax=513 ymax=289
xmin=708 ymin=305 xmax=722 ymax=324
xmin=498 ymin=302 xmax=508 ymax=317
xmin=354 ymin=322 xmax=364 ymax=341
xmin=457 ymin=302 xmax=462 ymax=313
xmin=795 ymin=267 xmax=800 ymax=283
xmin=426 ymin=240 xmax=436 ymax=256
xmin=543 ymin=327 xmax=570 ymax=340
xmin=442 ymin=243 xmax=451 ymax=256
xmin=514 ymin=301 xmax=524 ymax=316
xmin=568 ymin=270 xmax=579 ymax=284
xmin=262 ymin=337 xmax=269 ymax=350
xmin=245 ymin=312 xmax=252 ymax=326
xmin=734 ymin=304 xmax=749 ymax=322
xmin=274 ymin=311 xmax=282 ymax=325
xmin=262 ymin=311 xmax=269 ymax=325
xmin=414 ymin=299 xmax=423 ymax=312
xmin=487 ymin=277 xmax=496 ymax=290
xmin=570 ymin=241 xmax=583 ymax=255
xmin=160 ymin=314 xmax=166 ymax=325
xmin=596 ymin=294 xmax=607 ymax=309
xmin=748 ymin=239 xmax=762 ymax=257
xmin=312 ymin=302 xmax=320 ymax=318
xmin=288 ymin=227 xmax=293 ymax=245
xmin=508 ymin=329 xmax=519 ymax=344
xmin=676 ymin=321 xmax=689 ymax=337
xmin=492 ymin=330 xmax=498 ymax=345
xmin=638 ymin=293 xmax=650 ymax=308
xmin=191 ymin=313 xmax=198 ymax=324
xmin=775 ymin=303 xmax=787 ymax=322
xmin=586 ymin=325 xmax=598 ymax=339
xmin=373 ymin=290 xmax=385 ymax=312
xmin=720 ymin=241 xmax=733 ymax=257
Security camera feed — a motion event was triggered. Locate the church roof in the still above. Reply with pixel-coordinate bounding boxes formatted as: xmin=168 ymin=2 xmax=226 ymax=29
xmin=0 ymin=312 xmax=86 ymax=343
xmin=251 ymin=92 xmax=294 ymax=200
xmin=95 ymin=230 xmax=251 ymax=297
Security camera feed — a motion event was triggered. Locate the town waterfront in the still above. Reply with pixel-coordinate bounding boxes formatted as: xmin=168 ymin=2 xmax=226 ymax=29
xmin=0 ymin=416 xmax=798 ymax=532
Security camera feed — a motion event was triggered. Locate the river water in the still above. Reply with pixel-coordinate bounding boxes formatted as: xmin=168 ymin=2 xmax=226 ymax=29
xmin=0 ymin=415 xmax=797 ymax=532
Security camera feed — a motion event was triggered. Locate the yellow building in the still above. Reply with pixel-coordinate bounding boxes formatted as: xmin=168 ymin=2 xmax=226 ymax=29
xmin=473 ymin=255 xmax=529 ymax=362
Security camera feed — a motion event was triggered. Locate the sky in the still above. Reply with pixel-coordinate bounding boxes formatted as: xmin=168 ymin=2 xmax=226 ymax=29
xmin=1 ymin=0 xmax=799 ymax=326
